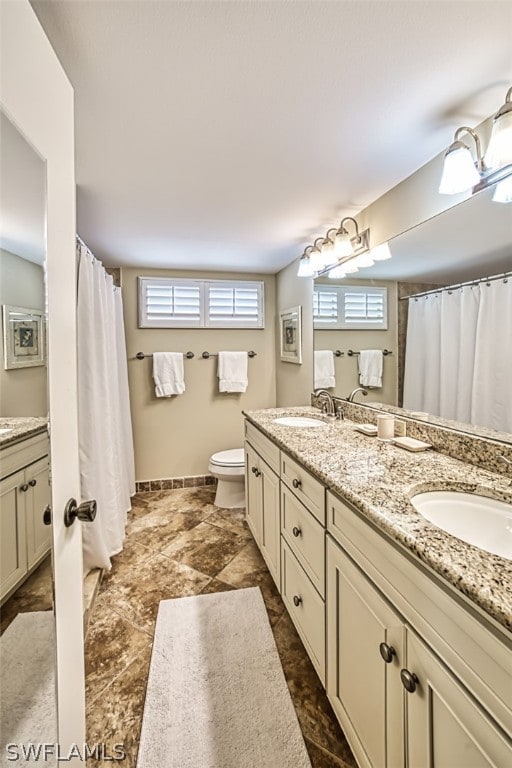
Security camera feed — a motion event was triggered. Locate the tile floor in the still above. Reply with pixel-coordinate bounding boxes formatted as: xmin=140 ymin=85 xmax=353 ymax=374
xmin=0 ymin=555 xmax=53 ymax=636
xmin=85 ymin=486 xmax=357 ymax=767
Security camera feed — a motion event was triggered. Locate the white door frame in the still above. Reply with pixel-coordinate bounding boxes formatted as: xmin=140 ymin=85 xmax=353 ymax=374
xmin=0 ymin=0 xmax=85 ymax=757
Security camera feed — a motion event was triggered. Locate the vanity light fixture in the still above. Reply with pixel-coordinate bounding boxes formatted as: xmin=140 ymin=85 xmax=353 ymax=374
xmin=297 ymin=246 xmax=315 ymax=277
xmin=439 ymin=126 xmax=484 ymax=195
xmin=320 ymin=228 xmax=340 ymax=267
xmin=485 ymin=86 xmax=512 ymax=169
xmin=309 ymin=237 xmax=328 ymax=272
xmin=334 ymin=217 xmax=362 ymax=257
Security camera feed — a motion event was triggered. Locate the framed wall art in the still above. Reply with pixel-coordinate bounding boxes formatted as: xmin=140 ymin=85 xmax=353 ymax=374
xmin=279 ymin=305 xmax=302 ymax=364
xmin=2 ymin=305 xmax=45 ymax=370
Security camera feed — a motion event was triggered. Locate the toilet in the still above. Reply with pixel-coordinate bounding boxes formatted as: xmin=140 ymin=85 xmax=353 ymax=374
xmin=208 ymin=448 xmax=245 ymax=509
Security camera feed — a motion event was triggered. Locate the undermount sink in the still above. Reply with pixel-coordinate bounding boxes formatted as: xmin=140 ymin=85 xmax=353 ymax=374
xmin=411 ymin=491 xmax=512 ymax=560
xmin=273 ymin=416 xmax=327 ymax=428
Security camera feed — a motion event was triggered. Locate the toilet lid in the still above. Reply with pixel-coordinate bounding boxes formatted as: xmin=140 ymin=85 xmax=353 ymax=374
xmin=210 ymin=448 xmax=245 ymax=467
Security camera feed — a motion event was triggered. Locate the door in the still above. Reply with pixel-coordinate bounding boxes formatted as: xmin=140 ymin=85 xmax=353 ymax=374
xmin=327 ymin=537 xmax=405 ymax=768
xmin=245 ymin=442 xmax=262 ymax=542
xmin=259 ymin=462 xmax=280 ymax=588
xmin=1 ymin=0 xmax=85 ymax=755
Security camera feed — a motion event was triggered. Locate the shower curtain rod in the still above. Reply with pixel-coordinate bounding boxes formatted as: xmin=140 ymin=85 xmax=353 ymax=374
xmin=399 ymin=271 xmax=512 ymax=301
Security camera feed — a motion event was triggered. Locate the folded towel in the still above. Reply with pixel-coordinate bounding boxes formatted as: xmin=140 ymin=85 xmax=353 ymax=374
xmin=358 ymin=349 xmax=383 ymax=388
xmin=218 ymin=351 xmax=248 ymax=393
xmin=314 ymin=350 xmax=335 ymax=389
xmin=153 ymin=352 xmax=185 ymax=397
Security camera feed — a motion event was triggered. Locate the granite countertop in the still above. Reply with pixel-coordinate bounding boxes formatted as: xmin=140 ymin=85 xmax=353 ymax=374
xmin=243 ymin=405 xmax=512 ymax=633
xmin=0 ymin=416 xmax=48 ymax=448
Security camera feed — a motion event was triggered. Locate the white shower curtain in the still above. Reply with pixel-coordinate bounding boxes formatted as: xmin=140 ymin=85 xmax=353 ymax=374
xmin=77 ymin=242 xmax=135 ymax=570
xmin=403 ymin=277 xmax=512 ymax=433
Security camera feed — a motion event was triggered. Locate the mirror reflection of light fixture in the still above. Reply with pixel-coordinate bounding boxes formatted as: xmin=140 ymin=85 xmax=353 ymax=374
xmin=297 ymin=246 xmax=315 ymax=277
xmin=370 ymin=241 xmax=393 ymax=261
xmin=485 ymin=86 xmax=512 ymax=169
xmin=328 ymin=265 xmax=347 ymax=279
xmin=492 ymin=174 xmax=512 ymax=203
xmin=439 ymin=126 xmax=484 ymax=194
xmin=351 ymin=251 xmax=375 ymax=269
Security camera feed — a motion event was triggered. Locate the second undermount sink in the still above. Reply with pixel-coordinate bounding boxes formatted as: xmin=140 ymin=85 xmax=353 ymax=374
xmin=411 ymin=491 xmax=512 ymax=560
xmin=273 ymin=416 xmax=327 ymax=428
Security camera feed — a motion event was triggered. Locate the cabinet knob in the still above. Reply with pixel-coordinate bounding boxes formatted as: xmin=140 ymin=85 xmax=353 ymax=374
xmin=254 ymin=469 xmax=261 ymax=478
xmin=400 ymin=668 xmax=419 ymax=693
xmin=379 ymin=642 xmax=396 ymax=664
xmin=292 ymin=478 xmax=301 ymax=489
xmin=19 ymin=483 xmax=29 ymax=492
xmin=251 ymin=466 xmax=258 ymax=474
xmin=293 ymin=595 xmax=302 ymax=607
xmin=292 ymin=526 xmax=302 ymax=537
xmin=64 ymin=498 xmax=97 ymax=527
xmin=43 ymin=505 xmax=52 ymax=526
xmin=28 ymin=479 xmax=37 ymax=487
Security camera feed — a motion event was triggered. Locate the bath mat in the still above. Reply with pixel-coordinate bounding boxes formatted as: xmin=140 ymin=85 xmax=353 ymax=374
xmin=0 ymin=611 xmax=57 ymax=767
xmin=136 ymin=587 xmax=311 ymax=768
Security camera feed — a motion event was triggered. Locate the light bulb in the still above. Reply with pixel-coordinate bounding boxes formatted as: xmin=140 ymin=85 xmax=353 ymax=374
xmin=334 ymin=230 xmax=354 ymax=257
xmin=320 ymin=245 xmax=338 ymax=267
xmin=370 ymin=242 xmax=392 ymax=261
xmin=485 ymin=88 xmax=512 ymax=169
xmin=492 ymin=175 xmax=512 ymax=203
xmin=328 ymin=265 xmax=347 ymax=279
xmin=297 ymin=256 xmax=314 ymax=277
xmin=439 ymin=145 xmax=481 ymax=194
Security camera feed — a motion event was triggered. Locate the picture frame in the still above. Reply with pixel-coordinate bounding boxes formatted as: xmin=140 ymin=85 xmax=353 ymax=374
xmin=279 ymin=305 xmax=302 ymax=364
xmin=2 ymin=305 xmax=46 ymax=370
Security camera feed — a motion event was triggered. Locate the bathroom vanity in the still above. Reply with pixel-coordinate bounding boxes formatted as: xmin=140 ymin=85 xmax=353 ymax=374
xmin=243 ymin=406 xmax=512 ymax=768
xmin=0 ymin=418 xmax=51 ymax=603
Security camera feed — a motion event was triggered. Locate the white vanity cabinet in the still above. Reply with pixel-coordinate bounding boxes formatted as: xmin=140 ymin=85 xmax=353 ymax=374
xmin=326 ymin=491 xmax=512 ymax=768
xmin=0 ymin=432 xmax=51 ymax=602
xmin=244 ymin=423 xmax=281 ymax=588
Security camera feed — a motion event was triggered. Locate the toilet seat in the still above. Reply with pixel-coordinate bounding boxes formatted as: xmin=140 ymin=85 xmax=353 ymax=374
xmin=209 ymin=448 xmax=244 ymax=468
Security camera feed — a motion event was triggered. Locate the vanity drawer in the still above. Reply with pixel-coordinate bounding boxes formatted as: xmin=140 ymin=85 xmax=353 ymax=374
xmin=0 ymin=433 xmax=49 ymax=480
xmin=245 ymin=421 xmax=280 ymax=474
xmin=281 ymin=538 xmax=325 ymax=684
xmin=281 ymin=452 xmax=325 ymax=525
xmin=281 ymin=484 xmax=325 ymax=597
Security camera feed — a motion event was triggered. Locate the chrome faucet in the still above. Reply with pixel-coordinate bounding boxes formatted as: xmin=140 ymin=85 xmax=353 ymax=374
xmin=347 ymin=387 xmax=368 ymax=403
xmin=315 ymin=389 xmax=335 ymax=416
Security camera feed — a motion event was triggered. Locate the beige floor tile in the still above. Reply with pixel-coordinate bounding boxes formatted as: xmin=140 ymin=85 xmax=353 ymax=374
xmin=160 ymin=521 xmax=248 ymax=577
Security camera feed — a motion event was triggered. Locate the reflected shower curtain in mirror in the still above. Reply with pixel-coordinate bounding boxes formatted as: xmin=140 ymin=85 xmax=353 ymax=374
xmin=77 ymin=241 xmax=135 ymax=570
xmin=403 ymin=278 xmax=512 ymax=433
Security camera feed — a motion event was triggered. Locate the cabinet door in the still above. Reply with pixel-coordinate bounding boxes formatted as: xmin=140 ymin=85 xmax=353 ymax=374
xmin=0 ymin=469 xmax=28 ymax=601
xmin=327 ymin=537 xmax=405 ymax=768
xmin=25 ymin=457 xmax=51 ymax=570
xmin=405 ymin=631 xmax=512 ymax=768
xmin=245 ymin=443 xmax=262 ymax=542
xmin=260 ymin=463 xmax=280 ymax=588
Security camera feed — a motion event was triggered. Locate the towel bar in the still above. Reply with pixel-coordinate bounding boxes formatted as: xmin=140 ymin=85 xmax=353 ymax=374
xmin=201 ymin=351 xmax=257 ymax=359
xmin=135 ymin=351 xmax=194 ymax=360
xmin=347 ymin=349 xmax=392 ymax=356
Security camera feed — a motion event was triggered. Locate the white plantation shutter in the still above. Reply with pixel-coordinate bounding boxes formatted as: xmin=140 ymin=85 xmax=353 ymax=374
xmin=313 ymin=287 xmax=339 ymax=326
xmin=340 ymin=286 xmax=387 ymax=329
xmin=206 ymin=282 xmax=263 ymax=328
xmin=138 ymin=277 xmax=264 ymax=329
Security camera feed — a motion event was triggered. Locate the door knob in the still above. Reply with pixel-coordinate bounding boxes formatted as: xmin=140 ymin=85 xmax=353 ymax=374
xmin=64 ymin=498 xmax=97 ymax=527
xmin=379 ymin=642 xmax=396 ymax=663
xmin=400 ymin=668 xmax=419 ymax=693
xmin=43 ymin=505 xmax=52 ymax=525
xmin=292 ymin=478 xmax=301 ymax=489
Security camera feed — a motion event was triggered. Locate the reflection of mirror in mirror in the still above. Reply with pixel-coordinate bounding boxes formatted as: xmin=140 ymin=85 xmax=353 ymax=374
xmin=0 ymin=112 xmax=56 ymax=737
xmin=313 ymin=183 xmax=512 ymax=442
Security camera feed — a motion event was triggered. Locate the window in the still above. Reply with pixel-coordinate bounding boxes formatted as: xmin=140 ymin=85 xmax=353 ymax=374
xmin=138 ymin=277 xmax=264 ymax=329
xmin=313 ymin=284 xmax=387 ymax=330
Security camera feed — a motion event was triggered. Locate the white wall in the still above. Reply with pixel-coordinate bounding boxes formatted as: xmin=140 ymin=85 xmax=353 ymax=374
xmin=0 ymin=248 xmax=47 ymax=416
xmin=122 ymin=267 xmax=277 ymax=480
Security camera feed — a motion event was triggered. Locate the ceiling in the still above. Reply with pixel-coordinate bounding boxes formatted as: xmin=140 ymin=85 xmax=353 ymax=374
xmin=30 ymin=1 xmax=512 ymax=274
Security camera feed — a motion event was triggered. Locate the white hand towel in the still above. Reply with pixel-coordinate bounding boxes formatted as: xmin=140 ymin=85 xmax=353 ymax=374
xmin=153 ymin=352 xmax=185 ymax=397
xmin=358 ymin=349 xmax=383 ymax=388
xmin=314 ymin=350 xmax=335 ymax=389
xmin=218 ymin=351 xmax=248 ymax=393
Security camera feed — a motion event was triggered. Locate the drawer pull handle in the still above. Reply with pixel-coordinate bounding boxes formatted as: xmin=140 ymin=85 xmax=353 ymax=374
xmin=379 ymin=642 xmax=396 ymax=664
xmin=292 ymin=526 xmax=302 ymax=537
xmin=400 ymin=669 xmax=419 ymax=693
xmin=292 ymin=478 xmax=301 ymax=489
xmin=293 ymin=595 xmax=302 ymax=607
xmin=20 ymin=483 xmax=29 ymax=492
xmin=28 ymin=479 xmax=37 ymax=487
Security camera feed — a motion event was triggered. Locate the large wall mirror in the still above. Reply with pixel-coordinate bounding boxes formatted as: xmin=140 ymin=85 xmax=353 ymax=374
xmin=313 ymin=181 xmax=512 ymax=443
xmin=0 ymin=110 xmax=56 ymax=739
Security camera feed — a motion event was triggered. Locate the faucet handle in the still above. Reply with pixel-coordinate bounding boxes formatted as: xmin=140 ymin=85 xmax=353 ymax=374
xmin=334 ymin=402 xmax=344 ymax=421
